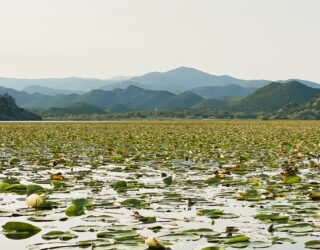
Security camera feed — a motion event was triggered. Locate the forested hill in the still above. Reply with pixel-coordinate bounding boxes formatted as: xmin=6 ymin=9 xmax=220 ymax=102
xmin=0 ymin=94 xmax=41 ymax=121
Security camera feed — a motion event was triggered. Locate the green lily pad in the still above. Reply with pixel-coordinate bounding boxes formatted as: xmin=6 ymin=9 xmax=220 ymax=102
xmin=306 ymin=240 xmax=320 ymax=249
xmin=163 ymin=176 xmax=173 ymax=185
xmin=2 ymin=221 xmax=41 ymax=232
xmin=27 ymin=184 xmax=45 ymax=196
xmin=112 ymin=180 xmax=128 ymax=192
xmin=139 ymin=216 xmax=156 ymax=224
xmin=65 ymin=198 xmax=93 ymax=216
xmin=42 ymin=231 xmax=65 ymax=240
xmin=275 ymin=223 xmax=314 ymax=233
xmin=2 ymin=221 xmax=41 ymax=240
xmin=284 ymin=176 xmax=301 ymax=184
xmin=203 ymin=177 xmax=221 ymax=185
xmin=199 ymin=246 xmax=225 ymax=250
xmin=59 ymin=232 xmax=78 ymax=241
xmin=65 ymin=205 xmax=85 ymax=217
xmin=226 ymin=235 xmax=250 ymax=244
xmin=272 ymin=236 xmax=296 ymax=244
xmin=255 ymin=213 xmax=289 ymax=221
xmin=120 ymin=199 xmax=148 ymax=208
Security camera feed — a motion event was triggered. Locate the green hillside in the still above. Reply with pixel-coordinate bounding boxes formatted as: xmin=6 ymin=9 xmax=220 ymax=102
xmin=279 ymin=96 xmax=320 ymax=120
xmin=192 ymin=84 xmax=256 ymax=99
xmin=23 ymin=93 xmax=80 ymax=111
xmin=46 ymin=102 xmax=106 ymax=115
xmin=192 ymin=98 xmax=228 ymax=110
xmin=159 ymin=91 xmax=204 ymax=110
xmin=0 ymin=94 xmax=41 ymax=120
xmin=234 ymin=81 xmax=320 ymax=112
xmin=105 ymin=104 xmax=131 ymax=113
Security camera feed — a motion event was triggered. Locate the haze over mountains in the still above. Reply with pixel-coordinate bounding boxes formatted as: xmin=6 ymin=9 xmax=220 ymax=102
xmin=1 ymin=67 xmax=320 ymax=120
xmin=1 ymin=67 xmax=320 ymax=94
xmin=23 ymin=85 xmax=85 ymax=96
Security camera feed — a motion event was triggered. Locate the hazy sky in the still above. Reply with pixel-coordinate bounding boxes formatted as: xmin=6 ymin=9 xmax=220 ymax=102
xmin=0 ymin=0 xmax=319 ymax=82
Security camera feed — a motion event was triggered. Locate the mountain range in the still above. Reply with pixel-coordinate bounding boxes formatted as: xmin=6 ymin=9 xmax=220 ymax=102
xmin=1 ymin=67 xmax=319 ymax=95
xmin=127 ymin=67 xmax=270 ymax=92
xmin=2 ymin=79 xmax=320 ymax=115
xmin=1 ymin=67 xmax=320 ymax=120
xmin=19 ymin=86 xmax=206 ymax=111
xmin=23 ymin=85 xmax=85 ymax=95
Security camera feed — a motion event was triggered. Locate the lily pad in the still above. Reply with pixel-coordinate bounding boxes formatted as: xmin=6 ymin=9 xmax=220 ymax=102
xmin=306 ymin=240 xmax=320 ymax=249
xmin=163 ymin=176 xmax=173 ymax=185
xmin=2 ymin=221 xmax=41 ymax=240
xmin=226 ymin=235 xmax=250 ymax=244
xmin=121 ymin=199 xmax=148 ymax=208
xmin=283 ymin=176 xmax=301 ymax=184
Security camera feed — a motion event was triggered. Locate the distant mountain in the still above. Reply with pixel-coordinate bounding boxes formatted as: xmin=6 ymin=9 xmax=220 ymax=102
xmin=23 ymin=93 xmax=80 ymax=111
xmin=159 ymin=91 xmax=204 ymax=110
xmin=279 ymin=79 xmax=320 ymax=89
xmin=79 ymin=85 xmax=175 ymax=110
xmin=46 ymin=102 xmax=106 ymax=115
xmin=0 ymin=94 xmax=41 ymax=121
xmin=192 ymin=84 xmax=257 ymax=99
xmin=3 ymin=76 xmax=320 ymax=116
xmin=22 ymin=85 xmax=176 ymax=111
xmin=105 ymin=104 xmax=131 ymax=113
xmin=1 ymin=67 xmax=319 ymax=94
xmin=23 ymin=85 xmax=84 ymax=95
xmin=0 ymin=77 xmax=121 ymax=91
xmin=234 ymin=81 xmax=320 ymax=112
xmin=192 ymin=98 xmax=228 ymax=110
xmin=100 ymin=81 xmax=144 ymax=91
xmin=129 ymin=67 xmax=269 ymax=93
xmin=21 ymin=85 xmax=206 ymax=112
xmin=0 ymin=85 xmax=37 ymax=106
xmin=107 ymin=76 xmax=132 ymax=81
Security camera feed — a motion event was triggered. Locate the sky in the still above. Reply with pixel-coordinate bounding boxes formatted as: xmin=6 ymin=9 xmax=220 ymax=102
xmin=0 ymin=0 xmax=319 ymax=82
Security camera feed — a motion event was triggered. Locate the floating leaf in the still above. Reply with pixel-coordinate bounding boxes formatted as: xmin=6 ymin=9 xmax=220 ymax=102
xmin=65 ymin=205 xmax=85 ymax=217
xmin=26 ymin=184 xmax=45 ymax=196
xmin=121 ymin=199 xmax=148 ymax=208
xmin=283 ymin=176 xmax=301 ymax=184
xmin=199 ymin=246 xmax=225 ymax=250
xmin=306 ymin=240 xmax=320 ymax=249
xmin=112 ymin=180 xmax=128 ymax=192
xmin=139 ymin=216 xmax=156 ymax=224
xmin=226 ymin=235 xmax=250 ymax=244
xmin=163 ymin=176 xmax=173 ymax=185
xmin=255 ymin=213 xmax=289 ymax=221
xmin=42 ymin=231 xmax=65 ymax=240
xmin=203 ymin=177 xmax=220 ymax=185
xmin=272 ymin=236 xmax=296 ymax=244
xmin=2 ymin=221 xmax=41 ymax=240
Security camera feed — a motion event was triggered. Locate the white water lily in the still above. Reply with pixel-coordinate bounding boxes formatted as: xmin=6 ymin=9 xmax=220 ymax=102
xmin=26 ymin=194 xmax=45 ymax=208
xmin=145 ymin=237 xmax=163 ymax=249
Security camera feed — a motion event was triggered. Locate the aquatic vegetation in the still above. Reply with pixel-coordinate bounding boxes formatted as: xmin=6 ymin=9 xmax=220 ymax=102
xmin=26 ymin=194 xmax=46 ymax=208
xmin=0 ymin=121 xmax=320 ymax=249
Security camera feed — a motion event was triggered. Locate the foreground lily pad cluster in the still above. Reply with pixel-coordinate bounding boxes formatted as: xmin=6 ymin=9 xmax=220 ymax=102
xmin=0 ymin=121 xmax=320 ymax=249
